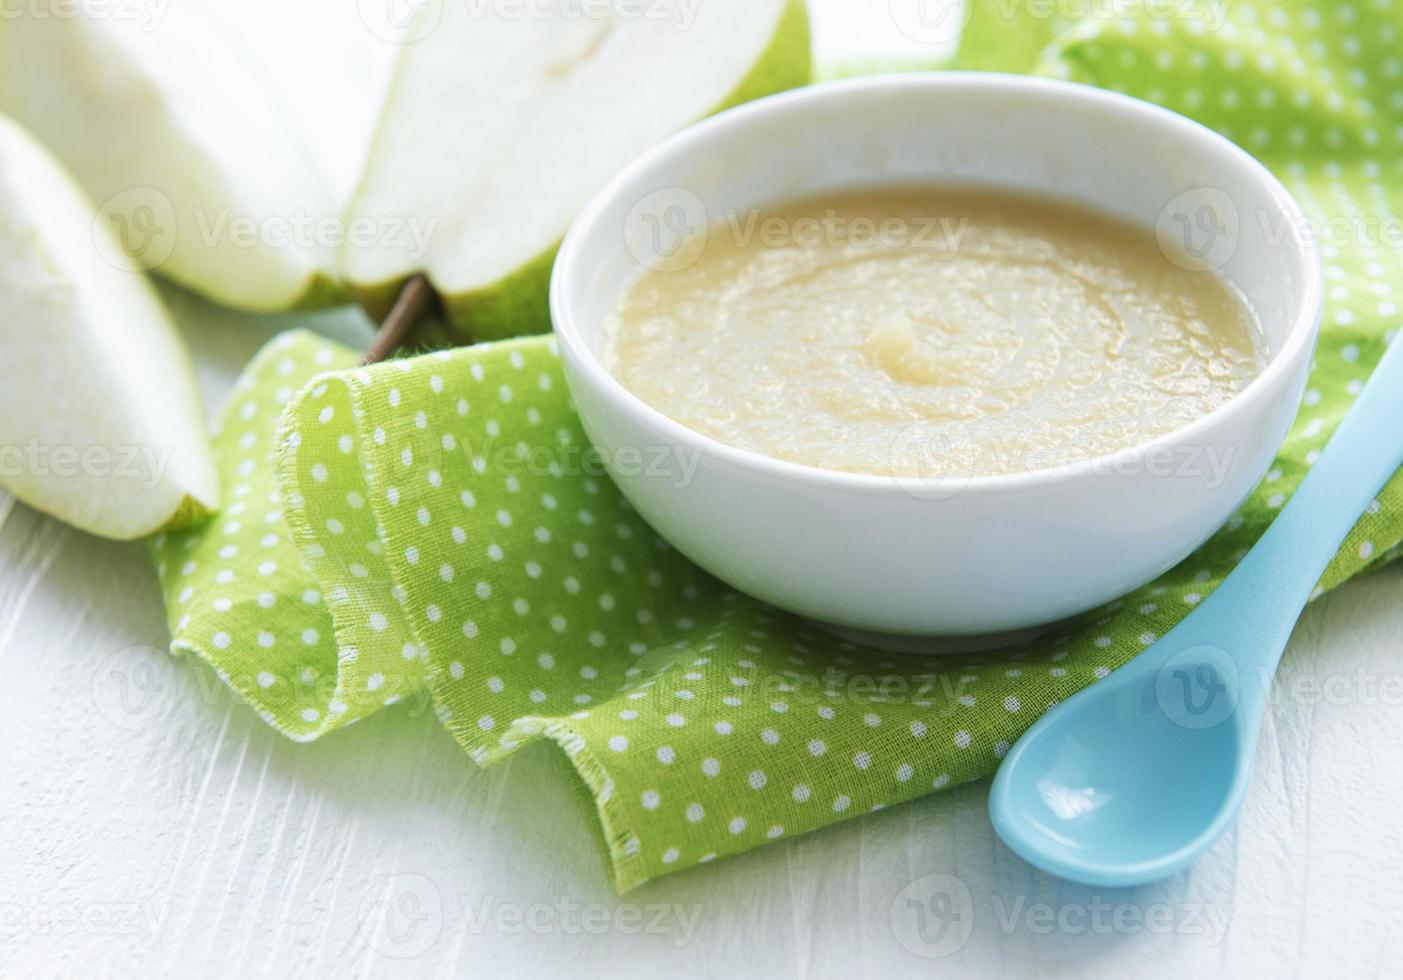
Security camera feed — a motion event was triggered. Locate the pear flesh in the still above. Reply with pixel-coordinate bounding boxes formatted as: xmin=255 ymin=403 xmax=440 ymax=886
xmin=0 ymin=115 xmax=219 ymax=539
xmin=344 ymin=0 xmax=811 ymax=341
xmin=0 ymin=2 xmax=336 ymax=312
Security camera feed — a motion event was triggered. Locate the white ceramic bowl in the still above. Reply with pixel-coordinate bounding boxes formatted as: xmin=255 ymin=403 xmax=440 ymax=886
xmin=550 ymin=73 xmax=1321 ymax=647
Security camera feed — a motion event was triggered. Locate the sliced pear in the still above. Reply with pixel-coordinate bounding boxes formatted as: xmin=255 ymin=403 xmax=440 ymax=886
xmin=0 ymin=2 xmax=337 ymax=312
xmin=0 ymin=115 xmax=219 ymax=539
xmin=344 ymin=0 xmax=811 ymax=341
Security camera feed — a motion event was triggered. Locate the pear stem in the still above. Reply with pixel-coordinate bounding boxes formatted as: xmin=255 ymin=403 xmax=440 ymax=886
xmin=362 ymin=274 xmax=435 ymax=365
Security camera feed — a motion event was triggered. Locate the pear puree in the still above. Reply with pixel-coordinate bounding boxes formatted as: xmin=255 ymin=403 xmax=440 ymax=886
xmin=603 ymin=186 xmax=1265 ymax=478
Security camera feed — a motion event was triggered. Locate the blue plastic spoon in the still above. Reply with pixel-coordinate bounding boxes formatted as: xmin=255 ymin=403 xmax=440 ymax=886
xmin=990 ymin=335 xmax=1403 ymax=887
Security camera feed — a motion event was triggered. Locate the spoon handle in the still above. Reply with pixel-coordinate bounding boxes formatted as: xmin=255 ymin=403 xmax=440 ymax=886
xmin=1171 ymin=335 xmax=1403 ymax=678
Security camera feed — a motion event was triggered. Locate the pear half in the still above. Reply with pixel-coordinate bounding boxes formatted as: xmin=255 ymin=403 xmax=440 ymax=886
xmin=344 ymin=0 xmax=811 ymax=342
xmin=0 ymin=115 xmax=219 ymax=539
xmin=0 ymin=3 xmax=337 ymax=312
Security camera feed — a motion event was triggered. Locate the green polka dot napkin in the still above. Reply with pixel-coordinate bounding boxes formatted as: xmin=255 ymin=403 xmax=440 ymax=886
xmin=152 ymin=0 xmax=1403 ymax=892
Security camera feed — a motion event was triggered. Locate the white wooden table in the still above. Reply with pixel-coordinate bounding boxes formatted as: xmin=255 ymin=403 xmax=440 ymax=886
xmin=3 ymin=3 xmax=1402 ymax=976
xmin=5 ymin=463 xmax=1402 ymax=978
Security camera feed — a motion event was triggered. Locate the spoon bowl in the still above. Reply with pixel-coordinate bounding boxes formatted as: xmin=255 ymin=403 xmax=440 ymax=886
xmin=990 ymin=651 xmax=1251 ymax=886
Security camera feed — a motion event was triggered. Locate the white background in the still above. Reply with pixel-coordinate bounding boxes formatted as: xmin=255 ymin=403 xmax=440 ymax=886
xmin=3 ymin=1 xmax=1402 ymax=977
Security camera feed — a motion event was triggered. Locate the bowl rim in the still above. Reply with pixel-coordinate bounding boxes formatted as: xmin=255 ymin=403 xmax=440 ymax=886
xmin=550 ymin=71 xmax=1324 ymax=499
